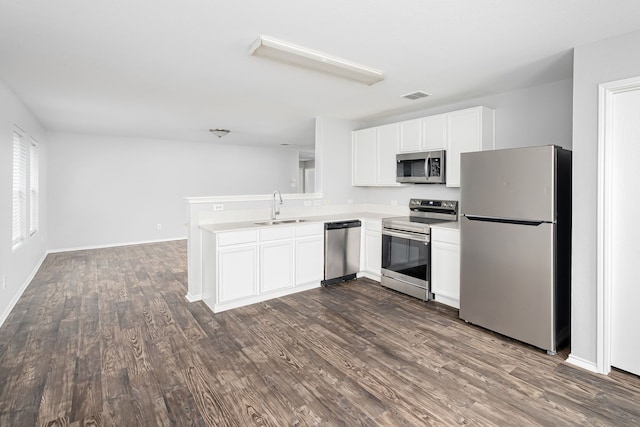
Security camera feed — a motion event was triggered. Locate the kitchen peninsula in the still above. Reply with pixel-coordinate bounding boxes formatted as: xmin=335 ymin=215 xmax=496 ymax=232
xmin=187 ymin=197 xmax=460 ymax=314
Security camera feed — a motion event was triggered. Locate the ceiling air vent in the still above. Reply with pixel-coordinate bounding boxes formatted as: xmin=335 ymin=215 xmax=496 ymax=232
xmin=402 ymin=91 xmax=431 ymax=100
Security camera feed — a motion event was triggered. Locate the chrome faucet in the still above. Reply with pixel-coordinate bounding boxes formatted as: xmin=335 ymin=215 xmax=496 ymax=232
xmin=271 ymin=190 xmax=283 ymax=220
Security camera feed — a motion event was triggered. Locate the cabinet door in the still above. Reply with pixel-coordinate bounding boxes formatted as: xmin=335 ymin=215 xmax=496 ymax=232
xmin=295 ymin=237 xmax=324 ymax=285
xmin=352 ymin=128 xmax=378 ymax=186
xmin=260 ymin=241 xmax=294 ymax=293
xmin=363 ymin=230 xmax=382 ymax=275
xmin=398 ymin=119 xmax=422 ymax=153
xmin=446 ymin=108 xmax=482 ymax=188
xmin=431 ymin=239 xmax=460 ymax=308
xmin=218 ymin=246 xmax=258 ymax=302
xmin=422 ymin=114 xmax=447 ymax=150
xmin=377 ymin=123 xmax=400 ymax=185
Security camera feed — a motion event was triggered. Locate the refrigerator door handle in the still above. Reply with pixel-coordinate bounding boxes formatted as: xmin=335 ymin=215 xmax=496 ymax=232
xmin=463 ymin=214 xmax=546 ymax=227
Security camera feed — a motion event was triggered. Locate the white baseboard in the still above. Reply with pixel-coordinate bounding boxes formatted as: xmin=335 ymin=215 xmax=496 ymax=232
xmin=357 ymin=271 xmax=381 ymax=281
xmin=206 ymin=282 xmax=321 ymax=314
xmin=48 ymin=236 xmax=187 ymax=253
xmin=433 ymin=294 xmax=460 ymax=309
xmin=0 ymin=251 xmax=48 ymax=328
xmin=565 ymin=354 xmax=600 ymax=374
xmin=185 ymin=292 xmax=201 ymax=302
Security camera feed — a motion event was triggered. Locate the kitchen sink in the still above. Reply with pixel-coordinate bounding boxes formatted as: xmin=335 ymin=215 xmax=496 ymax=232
xmin=255 ymin=219 xmax=307 ymax=226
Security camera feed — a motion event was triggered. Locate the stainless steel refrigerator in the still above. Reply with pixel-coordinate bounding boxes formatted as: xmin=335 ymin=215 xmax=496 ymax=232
xmin=459 ymin=145 xmax=571 ymax=354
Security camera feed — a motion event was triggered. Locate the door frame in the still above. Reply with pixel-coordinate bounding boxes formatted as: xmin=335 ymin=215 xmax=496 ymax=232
xmin=596 ymin=75 xmax=640 ymax=374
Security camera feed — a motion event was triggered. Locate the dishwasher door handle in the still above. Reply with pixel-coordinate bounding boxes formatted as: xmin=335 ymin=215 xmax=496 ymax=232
xmin=324 ymin=220 xmax=362 ymax=230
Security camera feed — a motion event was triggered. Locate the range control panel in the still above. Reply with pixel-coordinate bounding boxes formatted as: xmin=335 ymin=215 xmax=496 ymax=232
xmin=409 ymin=198 xmax=457 ymax=211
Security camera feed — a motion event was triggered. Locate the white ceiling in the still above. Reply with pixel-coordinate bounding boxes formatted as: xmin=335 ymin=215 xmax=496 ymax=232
xmin=2 ymin=1 xmax=640 ymax=152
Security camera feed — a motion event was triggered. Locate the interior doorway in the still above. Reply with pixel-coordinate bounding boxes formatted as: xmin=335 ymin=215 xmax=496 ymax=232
xmin=597 ymin=76 xmax=640 ymax=376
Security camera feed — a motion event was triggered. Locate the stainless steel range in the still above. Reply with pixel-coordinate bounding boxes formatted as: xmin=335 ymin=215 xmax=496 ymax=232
xmin=381 ymin=199 xmax=458 ymax=300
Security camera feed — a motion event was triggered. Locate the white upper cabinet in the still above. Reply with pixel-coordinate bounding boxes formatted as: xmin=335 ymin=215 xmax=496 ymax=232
xmin=446 ymin=106 xmax=495 ymax=188
xmin=352 ymin=123 xmax=402 ymax=186
xmin=352 ymin=127 xmax=378 ymax=186
xmin=398 ymin=119 xmax=422 ymax=152
xmin=377 ymin=123 xmax=401 ymax=185
xmin=398 ymin=115 xmax=447 ymax=153
xmin=353 ymin=106 xmax=494 ymax=188
xmin=422 ymin=113 xmax=448 ymax=150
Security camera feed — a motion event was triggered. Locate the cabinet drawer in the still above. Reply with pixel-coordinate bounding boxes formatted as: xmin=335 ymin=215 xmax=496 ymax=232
xmin=217 ymin=230 xmax=257 ymax=246
xmin=432 ymin=227 xmax=460 ymax=244
xmin=295 ymin=223 xmax=323 ymax=237
xmin=259 ymin=226 xmax=293 ymax=242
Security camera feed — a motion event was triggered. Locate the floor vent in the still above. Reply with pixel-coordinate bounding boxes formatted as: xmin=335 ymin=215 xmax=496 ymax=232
xmin=402 ymin=91 xmax=430 ymax=100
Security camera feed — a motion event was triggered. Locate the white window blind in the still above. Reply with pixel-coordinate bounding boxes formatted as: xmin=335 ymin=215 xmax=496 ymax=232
xmin=29 ymin=139 xmax=39 ymax=235
xmin=12 ymin=131 xmax=27 ymax=246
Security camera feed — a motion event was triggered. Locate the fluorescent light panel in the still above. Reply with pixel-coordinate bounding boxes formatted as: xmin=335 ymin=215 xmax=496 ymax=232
xmin=249 ymin=35 xmax=384 ymax=86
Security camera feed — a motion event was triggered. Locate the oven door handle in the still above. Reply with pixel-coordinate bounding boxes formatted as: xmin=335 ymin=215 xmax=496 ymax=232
xmin=382 ymin=229 xmax=430 ymax=243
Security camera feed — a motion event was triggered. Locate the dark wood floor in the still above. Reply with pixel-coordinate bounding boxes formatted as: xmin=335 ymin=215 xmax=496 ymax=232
xmin=1 ymin=240 xmax=639 ymax=426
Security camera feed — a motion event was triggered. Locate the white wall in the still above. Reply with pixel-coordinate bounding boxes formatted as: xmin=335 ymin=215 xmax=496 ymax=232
xmin=47 ymin=132 xmax=298 ymax=250
xmin=315 ymin=116 xmax=367 ymax=205
xmin=571 ymin=29 xmax=640 ymax=367
xmin=358 ymin=79 xmax=573 ymax=207
xmin=0 ymin=78 xmax=48 ymax=326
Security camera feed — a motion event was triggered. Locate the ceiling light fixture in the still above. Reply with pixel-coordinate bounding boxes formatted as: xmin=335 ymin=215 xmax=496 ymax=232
xmin=209 ymin=128 xmax=230 ymax=138
xmin=249 ymin=35 xmax=385 ymax=86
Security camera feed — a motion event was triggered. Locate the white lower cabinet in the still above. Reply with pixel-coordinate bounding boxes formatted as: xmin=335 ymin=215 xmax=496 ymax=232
xmin=217 ymin=245 xmax=258 ymax=303
xmin=431 ymin=227 xmax=460 ymax=308
xmin=295 ymin=237 xmax=323 ymax=285
xmin=203 ymin=223 xmax=324 ymax=313
xmin=260 ymin=240 xmax=294 ymax=293
xmin=360 ymin=219 xmax=381 ymax=280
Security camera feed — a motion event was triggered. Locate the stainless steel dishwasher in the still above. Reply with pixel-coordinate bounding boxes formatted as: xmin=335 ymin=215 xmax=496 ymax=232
xmin=321 ymin=220 xmax=361 ymax=287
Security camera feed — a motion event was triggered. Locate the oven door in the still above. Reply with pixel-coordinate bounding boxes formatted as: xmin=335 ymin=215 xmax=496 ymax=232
xmin=381 ymin=228 xmax=430 ymax=298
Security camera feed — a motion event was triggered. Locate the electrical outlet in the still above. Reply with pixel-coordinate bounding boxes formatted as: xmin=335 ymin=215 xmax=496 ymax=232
xmin=156 ymin=223 xmax=162 ymax=230
xmin=2 ymin=275 xmax=6 ymax=290
xmin=213 ymin=204 xmax=224 ymax=211
xmin=313 ymin=200 xmax=321 ymax=206
xmin=347 ymin=199 xmax=354 ymax=204
xmin=303 ymin=201 xmax=311 ymax=207
xmin=390 ymin=200 xmax=398 ymax=206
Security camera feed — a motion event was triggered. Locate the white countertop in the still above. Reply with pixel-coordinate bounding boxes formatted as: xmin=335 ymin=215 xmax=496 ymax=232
xmin=430 ymin=221 xmax=460 ymax=230
xmin=200 ymin=211 xmax=459 ymax=233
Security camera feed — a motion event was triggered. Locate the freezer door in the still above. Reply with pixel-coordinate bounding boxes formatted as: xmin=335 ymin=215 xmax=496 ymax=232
xmin=461 ymin=146 xmax=557 ymax=222
xmin=459 ymin=216 xmax=557 ymax=352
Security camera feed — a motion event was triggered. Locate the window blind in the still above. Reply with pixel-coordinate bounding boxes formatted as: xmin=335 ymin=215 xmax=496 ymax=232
xmin=12 ymin=131 xmax=27 ymax=246
xmin=29 ymin=139 xmax=39 ymax=235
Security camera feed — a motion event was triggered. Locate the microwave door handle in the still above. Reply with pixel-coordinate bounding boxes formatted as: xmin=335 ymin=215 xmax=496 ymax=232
xmin=424 ymin=153 xmax=430 ymax=178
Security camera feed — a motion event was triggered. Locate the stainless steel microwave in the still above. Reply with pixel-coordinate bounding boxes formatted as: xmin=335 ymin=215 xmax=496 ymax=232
xmin=396 ymin=150 xmax=446 ymax=184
